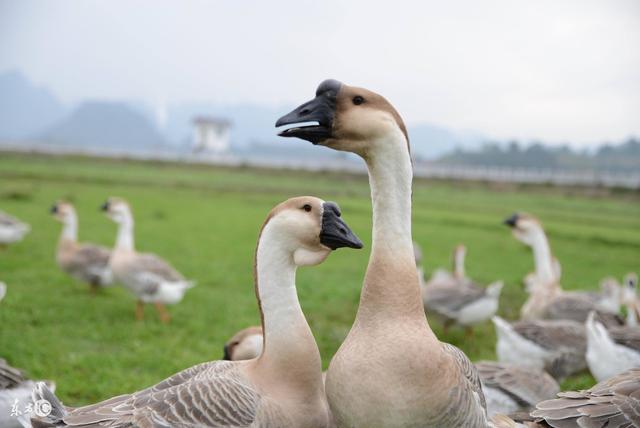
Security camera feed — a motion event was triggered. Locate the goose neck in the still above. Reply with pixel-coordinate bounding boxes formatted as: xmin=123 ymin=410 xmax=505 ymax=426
xmin=115 ymin=216 xmax=135 ymax=252
xmin=530 ymin=229 xmax=555 ymax=285
xmin=60 ymin=215 xmax=78 ymax=242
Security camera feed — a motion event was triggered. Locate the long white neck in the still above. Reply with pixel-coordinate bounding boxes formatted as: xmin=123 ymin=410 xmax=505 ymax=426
xmin=115 ymin=214 xmax=135 ymax=252
xmin=60 ymin=214 xmax=78 ymax=242
xmin=255 ymin=223 xmax=322 ymax=385
xmin=530 ymin=229 xmax=555 ymax=285
xmin=453 ymin=248 xmax=465 ymax=279
xmin=356 ymin=131 xmax=428 ymax=322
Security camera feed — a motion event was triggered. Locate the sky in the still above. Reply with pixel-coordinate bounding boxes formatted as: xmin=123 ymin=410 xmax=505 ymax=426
xmin=1 ymin=0 xmax=639 ymax=146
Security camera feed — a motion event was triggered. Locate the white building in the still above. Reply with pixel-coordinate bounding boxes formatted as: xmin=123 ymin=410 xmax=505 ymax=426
xmin=192 ymin=116 xmax=231 ymax=153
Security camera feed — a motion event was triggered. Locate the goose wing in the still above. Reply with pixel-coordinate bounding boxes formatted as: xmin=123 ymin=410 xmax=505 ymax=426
xmin=0 ymin=358 xmax=26 ymax=389
xmin=476 ymin=361 xmax=559 ymax=408
xmin=0 ymin=211 xmax=28 ymax=229
xmin=512 ymin=319 xmax=586 ymax=351
xmin=544 ymin=295 xmax=623 ymax=327
xmin=68 ymin=244 xmax=111 ymax=281
xmin=531 ymin=368 xmax=640 ymax=428
xmin=425 ymin=283 xmax=485 ymax=314
xmin=38 ymin=361 xmax=273 ymax=427
xmin=608 ymin=326 xmax=640 ymax=352
xmin=441 ymin=343 xmax=487 ymax=417
xmin=125 ymin=253 xmax=185 ymax=295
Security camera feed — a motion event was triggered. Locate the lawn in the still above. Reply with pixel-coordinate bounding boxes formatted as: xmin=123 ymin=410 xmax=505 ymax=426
xmin=1 ymin=152 xmax=639 ymax=405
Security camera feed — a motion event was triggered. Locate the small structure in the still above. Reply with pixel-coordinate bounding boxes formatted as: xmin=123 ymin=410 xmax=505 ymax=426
xmin=192 ymin=116 xmax=231 ymax=153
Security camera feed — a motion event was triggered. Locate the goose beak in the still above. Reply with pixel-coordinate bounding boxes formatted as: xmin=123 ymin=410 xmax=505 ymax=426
xmin=320 ymin=202 xmax=363 ymax=250
xmin=222 ymin=345 xmax=232 ymax=361
xmin=503 ymin=213 xmax=519 ymax=228
xmin=100 ymin=201 xmax=110 ymax=212
xmin=275 ymin=79 xmax=341 ymax=144
xmin=50 ymin=204 xmax=58 ymax=214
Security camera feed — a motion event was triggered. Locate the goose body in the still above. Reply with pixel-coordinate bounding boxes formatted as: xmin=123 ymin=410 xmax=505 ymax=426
xmin=51 ymin=202 xmax=112 ymax=290
xmin=492 ymin=316 xmax=586 ymax=380
xmin=102 ymin=198 xmax=194 ymax=322
xmin=0 ymin=211 xmax=30 ymax=246
xmin=277 ymin=80 xmax=487 ymax=427
xmin=32 ymin=196 xmax=363 ymax=428
xmin=0 ymin=359 xmax=55 ymax=428
xmin=476 ymin=361 xmax=559 ymax=418
xmin=586 ymin=312 xmax=640 ymax=382
xmin=531 ymin=368 xmax=640 ymax=427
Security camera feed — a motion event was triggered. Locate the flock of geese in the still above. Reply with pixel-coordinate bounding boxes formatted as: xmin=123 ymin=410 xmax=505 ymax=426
xmin=0 ymin=79 xmax=638 ymax=427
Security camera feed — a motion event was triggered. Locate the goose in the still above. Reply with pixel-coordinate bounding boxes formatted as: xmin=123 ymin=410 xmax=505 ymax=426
xmin=622 ymin=272 xmax=639 ymax=326
xmin=223 ymin=326 xmax=263 ymax=361
xmin=31 ymin=196 xmax=363 ymax=428
xmin=51 ymin=201 xmax=113 ymax=292
xmin=423 ymin=280 xmax=504 ymax=334
xmin=586 ymin=310 xmax=640 ymax=382
xmin=531 ymin=368 xmax=640 ymax=427
xmin=0 ymin=359 xmax=55 ymax=428
xmin=476 ymin=361 xmax=559 ymax=418
xmin=0 ymin=281 xmax=6 ymax=303
xmin=0 ymin=210 xmax=30 ymax=248
xmin=277 ymin=80 xmax=487 ymax=426
xmin=423 ymin=244 xmax=469 ymax=290
xmin=492 ymin=316 xmax=587 ymax=380
xmin=505 ymin=213 xmax=623 ymax=326
xmin=101 ymin=197 xmax=194 ymax=323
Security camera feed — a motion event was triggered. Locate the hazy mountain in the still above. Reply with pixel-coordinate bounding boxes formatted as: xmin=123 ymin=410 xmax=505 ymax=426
xmin=0 ymin=70 xmax=68 ymax=140
xmin=408 ymin=123 xmax=484 ymax=159
xmin=42 ymin=101 xmax=167 ymax=150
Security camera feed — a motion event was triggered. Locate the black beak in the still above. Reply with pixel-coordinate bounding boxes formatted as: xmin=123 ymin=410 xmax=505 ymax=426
xmin=504 ymin=213 xmax=519 ymax=228
xmin=222 ymin=345 xmax=231 ymax=361
xmin=50 ymin=204 xmax=58 ymax=214
xmin=320 ymin=201 xmax=363 ymax=250
xmin=275 ymin=79 xmax=342 ymax=144
xmin=100 ymin=201 xmax=109 ymax=212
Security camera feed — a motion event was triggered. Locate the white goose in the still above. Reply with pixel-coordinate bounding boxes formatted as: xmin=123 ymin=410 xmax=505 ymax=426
xmin=0 ymin=359 xmax=55 ymax=428
xmin=277 ymin=80 xmax=487 ymax=426
xmin=51 ymin=201 xmax=112 ymax=292
xmin=505 ymin=213 xmax=623 ymax=326
xmin=102 ymin=198 xmax=194 ymax=323
xmin=31 ymin=196 xmax=363 ymax=428
xmin=476 ymin=360 xmax=559 ymax=418
xmin=0 ymin=210 xmax=30 ymax=248
xmin=586 ymin=310 xmax=640 ymax=382
xmin=492 ymin=316 xmax=587 ymax=380
xmin=424 ymin=244 xmax=469 ymax=290
xmin=0 ymin=282 xmax=6 ymax=303
xmin=531 ymin=368 xmax=640 ymax=427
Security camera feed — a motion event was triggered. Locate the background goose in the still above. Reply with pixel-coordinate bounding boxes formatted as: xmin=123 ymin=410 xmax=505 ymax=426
xmin=586 ymin=311 xmax=640 ymax=382
xmin=277 ymin=79 xmax=487 ymax=427
xmin=222 ymin=325 xmax=263 ymax=361
xmin=102 ymin=197 xmax=194 ymax=323
xmin=0 ymin=282 xmax=6 ymax=303
xmin=423 ymin=244 xmax=468 ymax=290
xmin=622 ymin=273 xmax=639 ymax=326
xmin=51 ymin=201 xmax=112 ymax=292
xmin=0 ymin=210 xmax=30 ymax=248
xmin=0 ymin=358 xmax=55 ymax=428
xmin=531 ymin=368 xmax=640 ymax=427
xmin=476 ymin=361 xmax=559 ymax=418
xmin=31 ymin=196 xmax=362 ymax=428
xmin=492 ymin=316 xmax=586 ymax=380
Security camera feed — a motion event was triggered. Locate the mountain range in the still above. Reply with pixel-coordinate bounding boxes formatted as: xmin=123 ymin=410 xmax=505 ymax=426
xmin=0 ymin=70 xmax=484 ymax=159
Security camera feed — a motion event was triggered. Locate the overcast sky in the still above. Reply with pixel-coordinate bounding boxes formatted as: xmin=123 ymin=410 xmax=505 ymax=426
xmin=1 ymin=0 xmax=638 ymax=146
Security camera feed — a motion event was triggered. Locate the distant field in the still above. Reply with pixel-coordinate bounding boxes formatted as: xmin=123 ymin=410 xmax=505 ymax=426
xmin=0 ymin=152 xmax=639 ymax=405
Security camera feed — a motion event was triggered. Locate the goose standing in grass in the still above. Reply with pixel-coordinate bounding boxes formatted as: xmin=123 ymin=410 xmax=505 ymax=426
xmin=0 ymin=210 xmax=30 ymax=248
xmin=424 ymin=244 xmax=469 ymax=290
xmin=102 ymin=197 xmax=194 ymax=323
xmin=492 ymin=316 xmax=587 ymax=380
xmin=222 ymin=326 xmax=263 ymax=361
xmin=277 ymin=80 xmax=487 ymax=427
xmin=505 ymin=213 xmax=623 ymax=326
xmin=586 ymin=310 xmax=640 ymax=382
xmin=476 ymin=361 xmax=559 ymax=418
xmin=0 ymin=359 xmax=55 ymax=428
xmin=51 ymin=201 xmax=112 ymax=293
xmin=31 ymin=196 xmax=363 ymax=428
xmin=531 ymin=368 xmax=640 ymax=427
xmin=0 ymin=282 xmax=6 ymax=303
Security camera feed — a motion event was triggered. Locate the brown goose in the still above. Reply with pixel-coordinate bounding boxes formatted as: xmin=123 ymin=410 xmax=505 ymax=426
xmin=277 ymin=80 xmax=487 ymax=426
xmin=51 ymin=201 xmax=112 ymax=292
xmin=222 ymin=326 xmax=263 ymax=361
xmin=31 ymin=196 xmax=362 ymax=428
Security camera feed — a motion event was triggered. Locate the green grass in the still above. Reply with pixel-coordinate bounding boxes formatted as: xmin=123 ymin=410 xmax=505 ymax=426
xmin=0 ymin=152 xmax=638 ymax=405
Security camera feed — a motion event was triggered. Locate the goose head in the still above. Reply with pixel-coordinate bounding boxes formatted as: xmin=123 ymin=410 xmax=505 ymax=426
xmin=50 ymin=201 xmax=76 ymax=224
xmin=276 ymin=79 xmax=408 ymax=157
xmin=222 ymin=326 xmax=263 ymax=361
xmin=101 ymin=197 xmax=132 ymax=224
xmin=622 ymin=272 xmax=638 ymax=305
xmin=503 ymin=212 xmax=545 ymax=247
xmin=262 ymin=196 xmax=363 ymax=267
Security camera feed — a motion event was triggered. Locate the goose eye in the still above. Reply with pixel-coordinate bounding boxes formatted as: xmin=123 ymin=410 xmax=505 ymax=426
xmin=352 ymin=96 xmax=364 ymax=105
xmin=302 ymin=204 xmax=312 ymax=212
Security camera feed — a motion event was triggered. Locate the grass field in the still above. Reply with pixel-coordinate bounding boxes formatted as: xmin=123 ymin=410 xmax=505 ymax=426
xmin=1 ymin=152 xmax=639 ymax=405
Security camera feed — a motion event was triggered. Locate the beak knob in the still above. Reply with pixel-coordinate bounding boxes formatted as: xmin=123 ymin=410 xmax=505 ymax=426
xmin=100 ymin=201 xmax=109 ymax=212
xmin=504 ymin=213 xmax=519 ymax=227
